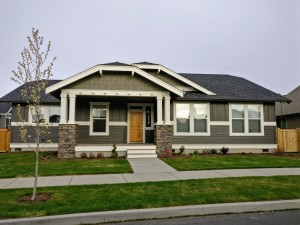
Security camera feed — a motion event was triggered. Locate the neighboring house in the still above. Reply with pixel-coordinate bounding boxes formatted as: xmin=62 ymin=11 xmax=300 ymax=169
xmin=275 ymin=85 xmax=300 ymax=129
xmin=0 ymin=102 xmax=12 ymax=129
xmin=0 ymin=62 xmax=290 ymax=158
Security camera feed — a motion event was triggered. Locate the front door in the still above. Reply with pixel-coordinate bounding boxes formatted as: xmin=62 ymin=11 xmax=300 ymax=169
xmin=130 ymin=112 xmax=143 ymax=142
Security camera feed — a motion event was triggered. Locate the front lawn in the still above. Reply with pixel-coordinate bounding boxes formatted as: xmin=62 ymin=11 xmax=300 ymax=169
xmin=0 ymin=152 xmax=132 ymax=178
xmin=0 ymin=176 xmax=299 ymax=219
xmin=162 ymin=154 xmax=300 ymax=171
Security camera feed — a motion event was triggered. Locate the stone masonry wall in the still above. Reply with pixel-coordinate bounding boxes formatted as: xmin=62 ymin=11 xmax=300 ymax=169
xmin=155 ymin=125 xmax=173 ymax=157
xmin=58 ymin=124 xmax=78 ymax=158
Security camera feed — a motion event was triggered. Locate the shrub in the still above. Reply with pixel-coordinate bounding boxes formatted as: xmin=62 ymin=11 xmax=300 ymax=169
xmin=179 ymin=145 xmax=185 ymax=155
xmin=189 ymin=153 xmax=193 ymax=157
xmin=80 ymin=152 xmax=87 ymax=159
xmin=96 ymin=153 xmax=103 ymax=158
xmin=193 ymin=150 xmax=199 ymax=156
xmin=111 ymin=143 xmax=118 ymax=158
xmin=210 ymin=149 xmax=217 ymax=154
xmin=89 ymin=153 xmax=95 ymax=159
xmin=220 ymin=147 xmax=229 ymax=155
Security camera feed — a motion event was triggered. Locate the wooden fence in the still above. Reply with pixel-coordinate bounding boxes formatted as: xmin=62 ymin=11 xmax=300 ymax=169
xmin=0 ymin=129 xmax=10 ymax=152
xmin=276 ymin=128 xmax=300 ymax=152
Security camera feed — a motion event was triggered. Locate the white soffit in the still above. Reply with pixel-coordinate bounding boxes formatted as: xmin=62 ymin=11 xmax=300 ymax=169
xmin=46 ymin=65 xmax=184 ymax=97
xmin=132 ymin=64 xmax=216 ymax=95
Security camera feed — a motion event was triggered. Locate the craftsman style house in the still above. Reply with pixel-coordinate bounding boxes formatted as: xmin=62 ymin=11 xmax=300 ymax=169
xmin=1 ymin=62 xmax=290 ymax=158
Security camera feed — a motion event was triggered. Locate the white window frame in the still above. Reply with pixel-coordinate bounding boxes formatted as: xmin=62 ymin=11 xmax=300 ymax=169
xmin=89 ymin=102 xmax=110 ymax=136
xmin=28 ymin=106 xmax=61 ymax=126
xmin=174 ymin=102 xmax=210 ymax=136
xmin=48 ymin=106 xmax=61 ymax=124
xmin=229 ymin=103 xmax=264 ymax=136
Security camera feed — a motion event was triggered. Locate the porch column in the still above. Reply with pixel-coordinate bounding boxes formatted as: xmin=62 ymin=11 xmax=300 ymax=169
xmin=156 ymin=96 xmax=163 ymax=124
xmin=69 ymin=93 xmax=76 ymax=123
xmin=164 ymin=95 xmax=171 ymax=124
xmin=60 ymin=93 xmax=68 ymax=124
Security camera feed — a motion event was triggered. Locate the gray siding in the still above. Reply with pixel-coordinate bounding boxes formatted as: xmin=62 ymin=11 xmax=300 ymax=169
xmin=78 ymin=125 xmax=127 ymax=144
xmin=65 ymin=72 xmax=165 ymax=91
xmin=264 ymin=103 xmax=276 ymax=122
xmin=148 ymin=71 xmax=188 ymax=87
xmin=172 ymin=126 xmax=276 ymax=144
xmin=12 ymin=105 xmax=29 ymax=122
xmin=286 ymin=116 xmax=300 ymax=129
xmin=0 ymin=115 xmax=5 ymax=128
xmin=210 ymin=103 xmax=229 ymax=121
xmin=11 ymin=126 xmax=59 ymax=143
xmin=145 ymin=130 xmax=154 ymax=143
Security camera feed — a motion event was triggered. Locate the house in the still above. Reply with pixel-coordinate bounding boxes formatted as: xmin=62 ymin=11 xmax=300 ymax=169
xmin=0 ymin=62 xmax=290 ymax=158
xmin=0 ymin=102 xmax=12 ymax=129
xmin=275 ymin=85 xmax=300 ymax=129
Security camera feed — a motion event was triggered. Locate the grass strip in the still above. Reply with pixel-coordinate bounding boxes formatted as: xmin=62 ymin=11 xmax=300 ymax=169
xmin=162 ymin=155 xmax=300 ymax=171
xmin=0 ymin=152 xmax=132 ymax=178
xmin=0 ymin=176 xmax=299 ymax=219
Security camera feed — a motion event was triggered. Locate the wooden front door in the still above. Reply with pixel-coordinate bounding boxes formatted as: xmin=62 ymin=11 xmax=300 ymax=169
xmin=130 ymin=112 xmax=143 ymax=142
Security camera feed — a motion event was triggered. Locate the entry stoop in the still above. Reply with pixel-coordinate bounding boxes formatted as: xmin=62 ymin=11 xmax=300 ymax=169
xmin=127 ymin=149 xmax=157 ymax=159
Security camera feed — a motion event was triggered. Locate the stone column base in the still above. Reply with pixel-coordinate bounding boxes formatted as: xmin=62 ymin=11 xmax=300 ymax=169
xmin=58 ymin=124 xmax=78 ymax=159
xmin=154 ymin=124 xmax=173 ymax=157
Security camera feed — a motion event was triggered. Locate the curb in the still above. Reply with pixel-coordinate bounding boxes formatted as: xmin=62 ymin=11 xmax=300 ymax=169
xmin=1 ymin=199 xmax=300 ymax=225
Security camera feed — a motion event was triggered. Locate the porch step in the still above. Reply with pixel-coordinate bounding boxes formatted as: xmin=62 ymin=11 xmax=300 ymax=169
xmin=127 ymin=149 xmax=157 ymax=159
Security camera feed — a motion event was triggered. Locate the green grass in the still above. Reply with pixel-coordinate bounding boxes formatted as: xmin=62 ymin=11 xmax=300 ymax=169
xmin=0 ymin=152 xmax=132 ymax=178
xmin=162 ymin=155 xmax=300 ymax=171
xmin=0 ymin=176 xmax=299 ymax=219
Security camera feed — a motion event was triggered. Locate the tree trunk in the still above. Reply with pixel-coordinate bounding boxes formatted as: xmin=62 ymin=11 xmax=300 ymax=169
xmin=32 ymin=142 xmax=39 ymax=201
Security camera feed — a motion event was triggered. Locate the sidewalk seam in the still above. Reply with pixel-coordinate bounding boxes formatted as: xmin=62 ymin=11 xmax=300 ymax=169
xmin=2 ymin=178 xmax=18 ymax=189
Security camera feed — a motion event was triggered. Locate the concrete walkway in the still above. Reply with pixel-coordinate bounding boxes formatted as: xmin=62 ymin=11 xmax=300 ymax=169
xmin=1 ymin=167 xmax=299 ymax=189
xmin=127 ymin=158 xmax=177 ymax=173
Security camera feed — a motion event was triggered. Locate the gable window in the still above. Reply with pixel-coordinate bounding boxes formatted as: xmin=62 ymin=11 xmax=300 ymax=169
xmin=90 ymin=102 xmax=109 ymax=135
xmin=175 ymin=103 xmax=209 ymax=135
xmin=230 ymin=104 xmax=263 ymax=135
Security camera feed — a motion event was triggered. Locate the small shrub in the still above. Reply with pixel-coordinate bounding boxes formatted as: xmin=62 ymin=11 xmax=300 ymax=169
xmin=210 ymin=149 xmax=217 ymax=154
xmin=189 ymin=153 xmax=193 ymax=157
xmin=179 ymin=145 xmax=185 ymax=155
xmin=96 ymin=153 xmax=103 ymax=158
xmin=220 ymin=147 xmax=229 ymax=155
xmin=193 ymin=150 xmax=199 ymax=156
xmin=89 ymin=153 xmax=95 ymax=159
xmin=111 ymin=143 xmax=118 ymax=158
xmin=80 ymin=152 xmax=87 ymax=159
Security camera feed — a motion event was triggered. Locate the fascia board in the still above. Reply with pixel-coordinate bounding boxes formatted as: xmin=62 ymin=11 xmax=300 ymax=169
xmin=133 ymin=64 xmax=216 ymax=95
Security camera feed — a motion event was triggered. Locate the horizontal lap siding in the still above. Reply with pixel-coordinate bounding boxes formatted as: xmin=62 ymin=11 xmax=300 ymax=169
xmin=264 ymin=103 xmax=276 ymax=122
xmin=11 ymin=126 xmax=59 ymax=143
xmin=172 ymin=126 xmax=276 ymax=144
xmin=78 ymin=125 xmax=127 ymax=144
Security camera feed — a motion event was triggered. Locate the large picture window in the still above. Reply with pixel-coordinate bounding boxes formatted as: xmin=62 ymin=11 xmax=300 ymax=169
xmin=231 ymin=104 xmax=263 ymax=135
xmin=90 ymin=102 xmax=109 ymax=135
xmin=175 ymin=103 xmax=209 ymax=135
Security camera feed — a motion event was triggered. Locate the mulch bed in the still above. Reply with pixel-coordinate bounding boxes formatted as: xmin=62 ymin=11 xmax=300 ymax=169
xmin=17 ymin=193 xmax=52 ymax=204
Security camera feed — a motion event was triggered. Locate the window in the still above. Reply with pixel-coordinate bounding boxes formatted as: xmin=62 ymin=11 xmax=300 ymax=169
xmin=29 ymin=106 xmax=61 ymax=124
xmin=231 ymin=104 xmax=263 ymax=135
xmin=49 ymin=106 xmax=60 ymax=123
xmin=146 ymin=106 xmax=151 ymax=127
xmin=175 ymin=103 xmax=209 ymax=135
xmin=30 ymin=107 xmax=45 ymax=123
xmin=90 ymin=103 xmax=109 ymax=135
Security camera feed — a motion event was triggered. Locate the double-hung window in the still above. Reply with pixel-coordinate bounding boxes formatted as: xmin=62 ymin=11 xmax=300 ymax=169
xmin=175 ymin=103 xmax=209 ymax=135
xmin=231 ymin=104 xmax=263 ymax=135
xmin=90 ymin=102 xmax=109 ymax=135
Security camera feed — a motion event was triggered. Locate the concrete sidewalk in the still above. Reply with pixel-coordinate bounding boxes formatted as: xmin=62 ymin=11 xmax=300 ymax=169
xmin=1 ymin=199 xmax=300 ymax=225
xmin=1 ymin=167 xmax=299 ymax=189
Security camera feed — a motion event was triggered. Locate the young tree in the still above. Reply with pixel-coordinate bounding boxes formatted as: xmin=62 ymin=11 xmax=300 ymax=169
xmin=11 ymin=28 xmax=56 ymax=201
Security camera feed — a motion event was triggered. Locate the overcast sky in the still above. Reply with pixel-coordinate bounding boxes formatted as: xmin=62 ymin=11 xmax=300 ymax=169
xmin=0 ymin=0 xmax=299 ymax=98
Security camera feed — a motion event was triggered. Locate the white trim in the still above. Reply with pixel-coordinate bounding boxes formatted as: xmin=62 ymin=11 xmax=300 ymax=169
xmin=26 ymin=105 xmax=61 ymax=126
xmin=46 ymin=65 xmax=184 ymax=97
xmin=89 ymin=102 xmax=110 ymax=136
xmin=172 ymin=144 xmax=277 ymax=149
xmin=173 ymin=102 xmax=211 ymax=136
xmin=109 ymin=121 xmax=127 ymax=126
xmin=10 ymin=143 xmax=58 ymax=148
xmin=264 ymin=122 xmax=277 ymax=126
xmin=75 ymin=144 xmax=156 ymax=152
xmin=229 ymin=103 xmax=264 ymax=136
xmin=133 ymin=64 xmax=216 ymax=95
xmin=76 ymin=121 xmax=90 ymax=126
xmin=210 ymin=121 xmax=230 ymax=126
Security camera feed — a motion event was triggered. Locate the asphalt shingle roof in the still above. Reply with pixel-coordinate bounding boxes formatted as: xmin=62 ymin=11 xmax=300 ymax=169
xmin=179 ymin=73 xmax=290 ymax=102
xmin=0 ymin=80 xmax=61 ymax=104
xmin=275 ymin=85 xmax=300 ymax=115
xmin=0 ymin=102 xmax=12 ymax=114
xmin=133 ymin=61 xmax=158 ymax=65
xmin=100 ymin=62 xmax=131 ymax=66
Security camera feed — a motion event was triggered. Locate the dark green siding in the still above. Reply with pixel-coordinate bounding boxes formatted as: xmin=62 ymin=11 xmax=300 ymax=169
xmin=78 ymin=125 xmax=127 ymax=144
xmin=11 ymin=126 xmax=59 ymax=143
xmin=264 ymin=103 xmax=276 ymax=122
xmin=65 ymin=72 xmax=165 ymax=91
xmin=172 ymin=126 xmax=276 ymax=144
xmin=210 ymin=103 xmax=229 ymax=121
xmin=12 ymin=105 xmax=29 ymax=122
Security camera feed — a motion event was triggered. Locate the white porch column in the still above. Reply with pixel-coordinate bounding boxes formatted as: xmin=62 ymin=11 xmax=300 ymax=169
xmin=60 ymin=93 xmax=68 ymax=124
xmin=164 ymin=95 xmax=171 ymax=124
xmin=69 ymin=93 xmax=76 ymax=124
xmin=156 ymin=96 xmax=163 ymax=125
